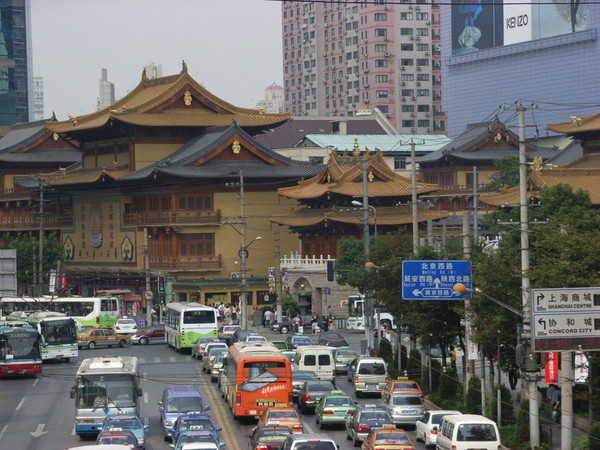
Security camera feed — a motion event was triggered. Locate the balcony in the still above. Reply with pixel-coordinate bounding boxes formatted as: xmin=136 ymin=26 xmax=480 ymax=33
xmin=149 ymin=255 xmax=222 ymax=271
xmin=280 ymin=252 xmax=331 ymax=271
xmin=0 ymin=187 xmax=35 ymax=201
xmin=123 ymin=210 xmax=221 ymax=227
xmin=0 ymin=213 xmax=73 ymax=230
xmin=434 ymin=184 xmax=487 ymax=195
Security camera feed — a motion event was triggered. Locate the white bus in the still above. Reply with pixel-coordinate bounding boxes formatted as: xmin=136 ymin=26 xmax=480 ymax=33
xmin=71 ymin=355 xmax=141 ymax=437
xmin=164 ymin=302 xmax=218 ymax=350
xmin=6 ymin=310 xmax=78 ymax=362
xmin=0 ymin=296 xmax=120 ymax=329
xmin=345 ymin=295 xmax=397 ymax=331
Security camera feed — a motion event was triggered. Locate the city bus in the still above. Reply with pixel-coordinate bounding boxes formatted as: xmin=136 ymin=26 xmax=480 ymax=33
xmin=0 ymin=320 xmax=42 ymax=376
xmin=164 ymin=302 xmax=218 ymax=350
xmin=345 ymin=295 xmax=397 ymax=331
xmin=224 ymin=342 xmax=292 ymax=419
xmin=71 ymin=355 xmax=141 ymax=437
xmin=0 ymin=295 xmax=120 ymax=328
xmin=6 ymin=310 xmax=78 ymax=362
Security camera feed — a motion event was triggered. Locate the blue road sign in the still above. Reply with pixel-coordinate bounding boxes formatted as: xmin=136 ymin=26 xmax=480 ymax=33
xmin=402 ymin=260 xmax=472 ymax=300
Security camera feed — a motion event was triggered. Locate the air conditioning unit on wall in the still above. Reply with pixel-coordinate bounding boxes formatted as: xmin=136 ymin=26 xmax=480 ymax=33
xmin=229 ymin=272 xmax=240 ymax=279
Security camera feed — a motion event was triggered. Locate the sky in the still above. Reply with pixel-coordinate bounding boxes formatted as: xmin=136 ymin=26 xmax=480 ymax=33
xmin=30 ymin=0 xmax=283 ymax=120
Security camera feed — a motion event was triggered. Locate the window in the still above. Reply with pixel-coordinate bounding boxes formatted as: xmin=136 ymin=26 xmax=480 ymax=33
xmin=375 ymin=74 xmax=388 ymax=82
xmin=400 ymin=28 xmax=413 ymax=36
xmin=375 ymin=44 xmax=388 ymax=52
xmin=375 ymin=59 xmax=388 ymax=67
xmin=401 ymin=12 xmax=413 ymax=20
xmin=417 ymin=74 xmax=430 ymax=81
xmin=309 ymin=156 xmax=324 ymax=164
xmin=394 ymin=156 xmax=406 ymax=170
xmin=416 ymin=28 xmax=429 ymax=36
xmin=401 ymin=44 xmax=414 ymax=51
xmin=401 ymin=89 xmax=415 ymax=96
xmin=375 ymin=90 xmax=388 ymax=98
xmin=417 ymin=89 xmax=430 ymax=96
xmin=402 ymin=105 xmax=415 ymax=112
xmin=418 ymin=120 xmax=431 ymax=127
xmin=402 ymin=120 xmax=415 ymax=127
xmin=377 ymin=105 xmax=389 ymax=113
xmin=178 ymin=233 xmax=214 ymax=256
xmin=401 ymin=74 xmax=414 ymax=81
xmin=177 ymin=194 xmax=212 ymax=210
xmin=417 ymin=104 xmax=430 ymax=112
xmin=416 ymin=12 xmax=429 ymax=20
xmin=416 ymin=43 xmax=429 ymax=51
xmin=400 ymin=58 xmax=414 ymax=66
xmin=416 ymin=59 xmax=429 ymax=66
xmin=374 ymin=13 xmax=387 ymax=21
xmin=374 ymin=28 xmax=387 ymax=37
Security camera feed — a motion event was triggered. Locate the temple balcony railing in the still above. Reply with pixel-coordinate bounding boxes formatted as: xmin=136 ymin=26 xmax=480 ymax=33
xmin=149 ymin=255 xmax=222 ymax=271
xmin=123 ymin=210 xmax=221 ymax=227
xmin=280 ymin=252 xmax=332 ymax=272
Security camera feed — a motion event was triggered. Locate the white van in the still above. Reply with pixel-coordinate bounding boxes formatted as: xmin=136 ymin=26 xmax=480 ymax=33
xmin=348 ymin=356 xmax=388 ymax=397
xmin=292 ymin=345 xmax=335 ymax=381
xmin=436 ymin=414 xmax=501 ymax=450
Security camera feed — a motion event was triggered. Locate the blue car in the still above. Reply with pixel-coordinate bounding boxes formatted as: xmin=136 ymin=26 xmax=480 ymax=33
xmin=159 ymin=385 xmax=211 ymax=440
xmin=169 ymin=429 xmax=225 ymax=450
xmin=100 ymin=413 xmax=148 ymax=449
xmin=168 ymin=413 xmax=222 ymax=443
xmin=345 ymin=404 xmax=395 ymax=447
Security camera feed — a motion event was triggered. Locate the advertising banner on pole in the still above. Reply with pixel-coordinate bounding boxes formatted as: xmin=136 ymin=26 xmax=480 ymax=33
xmin=544 ymin=352 xmax=559 ymax=383
xmin=465 ymin=319 xmax=478 ymax=360
xmin=574 ymin=351 xmax=589 ymax=383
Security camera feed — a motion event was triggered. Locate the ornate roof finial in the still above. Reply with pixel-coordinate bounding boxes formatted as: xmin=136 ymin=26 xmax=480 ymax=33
xmin=181 ymin=60 xmax=188 ymax=73
xmin=141 ymin=66 xmax=147 ymax=82
xmin=352 ymin=136 xmax=360 ymax=158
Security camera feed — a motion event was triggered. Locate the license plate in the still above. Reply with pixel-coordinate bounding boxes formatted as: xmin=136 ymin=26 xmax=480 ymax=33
xmin=403 ymin=410 xmax=416 ymax=414
xmin=257 ymin=399 xmax=276 ymax=407
xmin=315 ymin=396 xmax=322 ymax=401
xmin=335 ymin=411 xmax=346 ymax=415
xmin=367 ymin=384 xmax=377 ymax=389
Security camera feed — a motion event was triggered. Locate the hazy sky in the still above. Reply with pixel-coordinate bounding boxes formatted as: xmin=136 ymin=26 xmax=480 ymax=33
xmin=30 ymin=0 xmax=283 ymax=120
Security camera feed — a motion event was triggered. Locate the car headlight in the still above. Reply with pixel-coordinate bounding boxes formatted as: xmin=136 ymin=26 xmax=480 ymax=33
xmin=164 ymin=419 xmax=175 ymax=427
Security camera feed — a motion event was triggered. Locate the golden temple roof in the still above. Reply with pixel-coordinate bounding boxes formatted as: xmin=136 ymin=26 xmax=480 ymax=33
xmin=278 ymin=147 xmax=438 ymax=200
xmin=44 ymin=166 xmax=130 ymax=186
xmin=270 ymin=204 xmax=450 ymax=227
xmin=46 ymin=62 xmax=290 ymax=133
xmin=547 ymin=112 xmax=600 ymax=134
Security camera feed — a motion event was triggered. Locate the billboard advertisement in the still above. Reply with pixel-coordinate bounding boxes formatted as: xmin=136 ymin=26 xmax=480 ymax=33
xmin=452 ymin=0 xmax=591 ymax=55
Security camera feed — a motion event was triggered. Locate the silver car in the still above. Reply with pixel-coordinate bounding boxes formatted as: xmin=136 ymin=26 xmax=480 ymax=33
xmin=379 ymin=393 xmax=425 ymax=427
xmin=201 ymin=347 xmax=228 ymax=373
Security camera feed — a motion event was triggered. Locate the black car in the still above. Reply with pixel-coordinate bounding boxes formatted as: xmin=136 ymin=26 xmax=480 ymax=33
xmin=297 ymin=380 xmax=336 ymax=414
xmin=322 ymin=337 xmax=349 ymax=348
xmin=228 ymin=329 xmax=252 ymax=345
xmin=291 ymin=370 xmax=317 ymax=401
xmin=316 ymin=332 xmax=343 ymax=345
xmin=270 ymin=320 xmax=297 ymax=334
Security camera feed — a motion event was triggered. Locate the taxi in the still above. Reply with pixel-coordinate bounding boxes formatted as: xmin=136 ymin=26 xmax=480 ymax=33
xmin=314 ymin=391 xmax=357 ymax=429
xmin=256 ymin=407 xmax=303 ymax=434
xmin=345 ymin=405 xmax=395 ymax=447
xmin=380 ymin=377 xmax=423 ymax=401
xmin=333 ymin=348 xmax=359 ymax=374
xmin=100 ymin=413 xmax=148 ymax=449
xmin=77 ymin=328 xmax=131 ymax=350
xmin=168 ymin=414 xmax=221 ymax=443
xmin=361 ymin=427 xmax=415 ymax=450
xmin=170 ymin=429 xmax=222 ymax=450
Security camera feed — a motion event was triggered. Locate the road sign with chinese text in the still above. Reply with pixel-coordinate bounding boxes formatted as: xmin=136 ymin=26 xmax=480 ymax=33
xmin=402 ymin=260 xmax=472 ymax=300
xmin=532 ymin=287 xmax=600 ymax=351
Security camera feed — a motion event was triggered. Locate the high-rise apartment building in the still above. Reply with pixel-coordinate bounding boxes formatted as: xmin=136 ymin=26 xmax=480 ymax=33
xmin=97 ymin=68 xmax=115 ymax=110
xmin=281 ymin=0 xmax=446 ymax=134
xmin=249 ymin=82 xmax=284 ymax=113
xmin=0 ymin=0 xmax=32 ymax=125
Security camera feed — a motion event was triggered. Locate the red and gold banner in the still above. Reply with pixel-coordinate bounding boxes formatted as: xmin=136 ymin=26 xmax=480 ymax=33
xmin=545 ymin=352 xmax=559 ymax=383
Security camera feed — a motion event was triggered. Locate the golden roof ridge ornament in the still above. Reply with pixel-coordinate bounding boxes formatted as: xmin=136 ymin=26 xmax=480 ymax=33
xmin=352 ymin=136 xmax=360 ymax=158
xmin=183 ymin=90 xmax=192 ymax=106
xmin=232 ymin=140 xmax=241 ymax=154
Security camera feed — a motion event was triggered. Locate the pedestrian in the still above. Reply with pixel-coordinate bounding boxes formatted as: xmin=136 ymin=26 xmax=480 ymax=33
xmin=297 ymin=316 xmax=304 ymax=335
xmin=264 ymin=308 xmax=273 ymax=328
xmin=224 ymin=304 xmax=232 ymax=324
xmin=450 ymin=346 xmax=457 ymax=370
xmin=551 ymin=385 xmax=561 ymax=410
xmin=508 ymin=367 xmax=520 ymax=390
xmin=311 ymin=314 xmax=318 ymax=335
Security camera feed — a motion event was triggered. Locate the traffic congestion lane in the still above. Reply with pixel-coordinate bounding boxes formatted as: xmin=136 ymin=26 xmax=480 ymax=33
xmin=0 ymin=327 xmax=426 ymax=450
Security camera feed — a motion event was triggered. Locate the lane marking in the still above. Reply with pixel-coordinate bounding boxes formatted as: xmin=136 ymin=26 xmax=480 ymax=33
xmin=169 ymin=357 xmax=176 ymax=362
xmin=32 ymin=378 xmax=39 ymax=387
xmin=0 ymin=424 xmax=7 ymax=440
xmin=16 ymin=398 xmax=25 ymax=410
xmin=154 ymin=357 xmax=160 ymax=363
xmin=71 ymin=425 xmax=76 ymax=436
xmin=143 ymin=392 xmax=148 ymax=404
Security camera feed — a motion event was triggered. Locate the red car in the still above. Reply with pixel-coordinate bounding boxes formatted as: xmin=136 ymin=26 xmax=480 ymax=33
xmin=246 ymin=425 xmax=292 ymax=450
xmin=130 ymin=325 xmax=165 ymax=345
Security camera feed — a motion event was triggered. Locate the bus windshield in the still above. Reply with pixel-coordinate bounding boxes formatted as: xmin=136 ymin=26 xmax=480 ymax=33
xmin=2 ymin=332 xmax=41 ymax=360
xmin=77 ymin=375 xmax=137 ymax=408
xmin=40 ymin=319 xmax=77 ymax=344
xmin=183 ymin=310 xmax=215 ymax=324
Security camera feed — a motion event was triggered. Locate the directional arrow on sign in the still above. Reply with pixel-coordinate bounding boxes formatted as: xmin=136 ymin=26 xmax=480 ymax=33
xmin=536 ymin=292 xmax=545 ymax=306
xmin=30 ymin=423 xmax=48 ymax=438
xmin=412 ymin=289 xmax=423 ymax=296
xmin=538 ymin=317 xmax=547 ymax=330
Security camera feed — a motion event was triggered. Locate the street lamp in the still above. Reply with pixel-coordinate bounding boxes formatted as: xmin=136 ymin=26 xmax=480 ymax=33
xmin=351 ymin=200 xmax=378 ymax=238
xmin=239 ymin=236 xmax=262 ymax=330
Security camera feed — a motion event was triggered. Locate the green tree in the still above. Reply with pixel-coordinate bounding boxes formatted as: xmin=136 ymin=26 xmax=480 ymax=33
xmin=0 ymin=233 xmax=64 ymax=294
xmin=483 ymin=155 xmax=521 ymax=191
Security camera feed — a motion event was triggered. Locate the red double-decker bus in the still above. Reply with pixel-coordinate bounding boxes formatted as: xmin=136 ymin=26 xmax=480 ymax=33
xmin=223 ymin=342 xmax=292 ymax=419
xmin=0 ymin=320 xmax=42 ymax=376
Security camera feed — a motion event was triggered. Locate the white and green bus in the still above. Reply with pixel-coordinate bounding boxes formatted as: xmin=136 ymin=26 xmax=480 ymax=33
xmin=7 ymin=310 xmax=78 ymax=362
xmin=164 ymin=302 xmax=218 ymax=350
xmin=0 ymin=296 xmax=120 ymax=329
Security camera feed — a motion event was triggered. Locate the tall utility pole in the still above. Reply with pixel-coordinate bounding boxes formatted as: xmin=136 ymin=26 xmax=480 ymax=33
xmin=144 ymin=227 xmax=152 ymax=326
xmin=238 ymin=170 xmax=249 ymax=330
xmin=273 ymin=223 xmax=283 ymax=322
xmin=361 ymin=157 xmax=373 ymax=350
xmin=37 ymin=175 xmax=46 ymax=296
xmin=410 ymin=140 xmax=419 ymax=255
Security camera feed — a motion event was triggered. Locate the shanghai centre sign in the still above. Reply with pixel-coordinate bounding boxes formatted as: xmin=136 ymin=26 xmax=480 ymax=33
xmin=402 ymin=260 xmax=472 ymax=300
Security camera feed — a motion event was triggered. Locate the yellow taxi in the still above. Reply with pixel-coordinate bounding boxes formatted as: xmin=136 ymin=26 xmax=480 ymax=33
xmin=361 ymin=426 xmax=414 ymax=450
xmin=256 ymin=407 xmax=303 ymax=434
xmin=380 ymin=377 xmax=423 ymax=402
xmin=76 ymin=328 xmax=131 ymax=350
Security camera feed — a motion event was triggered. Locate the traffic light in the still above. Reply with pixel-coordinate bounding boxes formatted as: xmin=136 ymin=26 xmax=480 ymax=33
xmin=326 ymin=260 xmax=335 ymax=282
xmin=158 ymin=276 xmax=165 ymax=293
xmin=516 ymin=343 xmax=544 ymax=372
